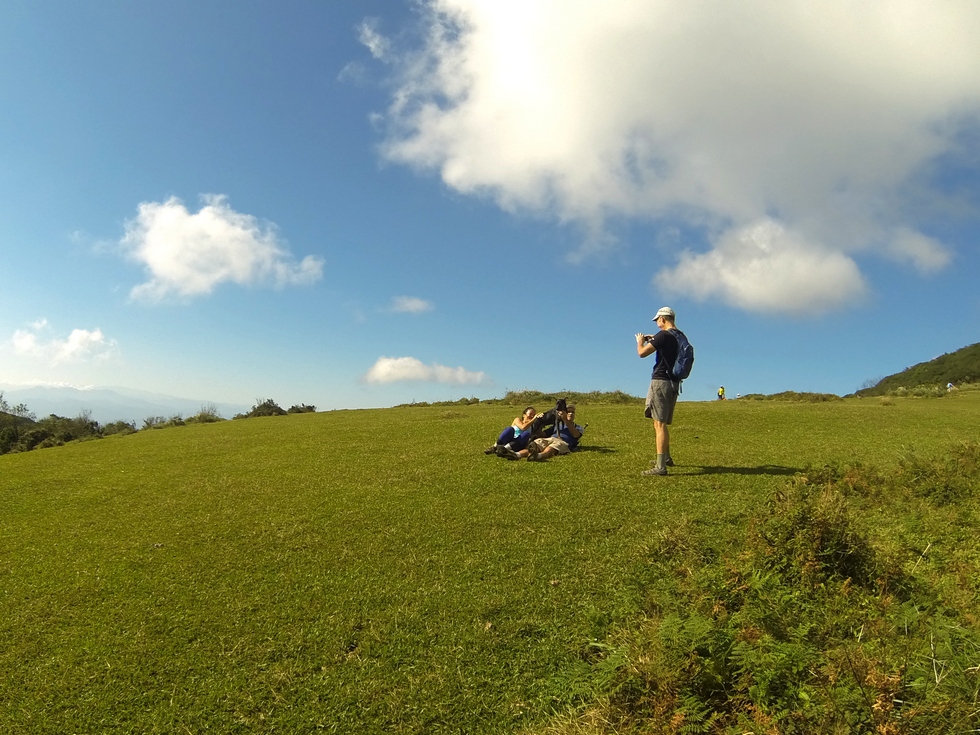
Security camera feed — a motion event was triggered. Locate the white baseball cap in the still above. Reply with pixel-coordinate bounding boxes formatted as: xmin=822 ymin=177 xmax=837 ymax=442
xmin=653 ymin=306 xmax=675 ymax=320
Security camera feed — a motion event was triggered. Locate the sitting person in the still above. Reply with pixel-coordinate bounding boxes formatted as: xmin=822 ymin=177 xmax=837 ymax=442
xmin=497 ymin=403 xmax=584 ymax=461
xmin=484 ymin=406 xmax=538 ymax=454
xmin=485 ymin=398 xmax=571 ymax=456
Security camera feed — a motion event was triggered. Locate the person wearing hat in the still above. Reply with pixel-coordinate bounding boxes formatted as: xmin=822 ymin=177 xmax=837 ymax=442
xmin=635 ymin=306 xmax=680 ymax=476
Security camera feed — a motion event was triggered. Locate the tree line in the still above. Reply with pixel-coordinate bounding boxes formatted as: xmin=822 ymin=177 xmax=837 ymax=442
xmin=0 ymin=394 xmax=315 ymax=456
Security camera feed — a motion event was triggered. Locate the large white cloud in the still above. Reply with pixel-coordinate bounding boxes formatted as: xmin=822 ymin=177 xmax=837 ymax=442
xmin=372 ymin=0 xmax=980 ymax=314
xmin=121 ymin=195 xmax=324 ymax=301
xmin=364 ymin=356 xmax=488 ymax=384
xmin=12 ymin=320 xmax=117 ymax=364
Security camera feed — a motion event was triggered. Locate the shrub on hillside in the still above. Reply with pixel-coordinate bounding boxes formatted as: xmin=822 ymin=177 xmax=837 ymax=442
xmin=0 ymin=400 xmax=141 ymax=453
xmin=576 ymin=449 xmax=980 ymax=734
xmin=103 ymin=420 xmax=137 ymax=436
xmin=235 ymin=399 xmax=288 ymax=419
xmin=0 ymin=395 xmax=39 ymax=454
xmin=740 ymin=391 xmax=843 ymax=402
xmin=890 ymin=385 xmax=948 ymax=398
xmin=186 ymin=404 xmax=224 ymax=424
xmin=142 ymin=414 xmax=185 ymax=430
xmin=755 ymin=482 xmax=886 ymax=590
xmin=287 ymin=403 xmax=317 ymax=414
xmin=1 ymin=408 xmax=111 ymax=453
xmin=18 ymin=426 xmax=55 ymax=451
xmin=896 ymin=441 xmax=980 ymax=505
xmin=38 ymin=412 xmax=101 ymax=442
xmin=494 ymin=389 xmax=640 ymax=406
xmin=0 ymin=426 xmax=15 ymax=454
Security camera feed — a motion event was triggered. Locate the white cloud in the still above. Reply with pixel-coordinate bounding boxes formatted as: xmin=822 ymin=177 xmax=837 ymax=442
xmin=359 ymin=18 xmax=392 ymax=61
xmin=655 ymin=219 xmax=866 ymax=315
xmin=885 ymin=227 xmax=953 ymax=274
xmin=11 ymin=321 xmax=117 ymax=364
xmin=120 ymin=195 xmax=324 ymax=302
xmin=11 ymin=330 xmax=39 ymax=356
xmin=390 ymin=296 xmax=434 ymax=313
xmin=363 ymin=356 xmax=488 ymax=384
xmin=374 ymin=0 xmax=980 ymax=314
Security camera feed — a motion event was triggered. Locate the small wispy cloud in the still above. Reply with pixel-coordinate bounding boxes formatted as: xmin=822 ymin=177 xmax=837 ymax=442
xmin=11 ymin=320 xmax=117 ymax=364
xmin=389 ymin=296 xmax=434 ymax=314
xmin=358 ymin=18 xmax=392 ymax=62
xmin=885 ymin=227 xmax=952 ymax=274
xmin=363 ymin=356 xmax=488 ymax=385
xmin=120 ymin=195 xmax=324 ymax=302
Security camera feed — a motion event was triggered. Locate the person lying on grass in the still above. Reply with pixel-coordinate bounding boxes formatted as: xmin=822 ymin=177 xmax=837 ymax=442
xmin=495 ymin=403 xmax=584 ymax=462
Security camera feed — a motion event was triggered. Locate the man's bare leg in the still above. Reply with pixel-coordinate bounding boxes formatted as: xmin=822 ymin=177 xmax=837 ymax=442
xmin=654 ymin=420 xmax=670 ymax=471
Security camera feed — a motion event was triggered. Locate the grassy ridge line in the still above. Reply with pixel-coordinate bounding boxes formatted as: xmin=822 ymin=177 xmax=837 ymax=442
xmin=395 ymin=389 xmax=642 ymax=408
xmin=2 ymin=397 xmax=979 ymax=733
xmin=856 ymin=341 xmax=980 ymax=397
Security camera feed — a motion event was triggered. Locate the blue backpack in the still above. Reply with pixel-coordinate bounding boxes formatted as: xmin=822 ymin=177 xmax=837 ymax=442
xmin=668 ymin=328 xmax=694 ymax=381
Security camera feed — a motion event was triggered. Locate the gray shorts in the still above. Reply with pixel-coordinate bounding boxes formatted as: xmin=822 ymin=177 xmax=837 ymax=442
xmin=645 ymin=379 xmax=678 ymax=423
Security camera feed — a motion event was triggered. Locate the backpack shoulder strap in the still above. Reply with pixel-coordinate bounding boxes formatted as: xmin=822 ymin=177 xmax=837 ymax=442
xmin=666 ymin=328 xmax=686 ymax=392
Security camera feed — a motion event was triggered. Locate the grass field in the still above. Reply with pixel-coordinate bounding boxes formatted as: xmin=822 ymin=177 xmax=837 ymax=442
xmin=2 ymin=394 xmax=978 ymax=733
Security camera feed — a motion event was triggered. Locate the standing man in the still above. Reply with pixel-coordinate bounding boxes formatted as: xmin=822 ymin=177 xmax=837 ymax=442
xmin=636 ymin=306 xmax=680 ymax=477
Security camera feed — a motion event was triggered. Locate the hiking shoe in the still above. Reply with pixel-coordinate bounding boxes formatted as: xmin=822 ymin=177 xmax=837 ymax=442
xmin=528 ymin=452 xmax=547 ymax=462
xmin=641 ymin=467 xmax=668 ymax=476
xmin=495 ymin=445 xmax=521 ymax=461
xmin=649 ymin=458 xmax=676 ymax=467
xmin=484 ymin=444 xmax=498 ymax=455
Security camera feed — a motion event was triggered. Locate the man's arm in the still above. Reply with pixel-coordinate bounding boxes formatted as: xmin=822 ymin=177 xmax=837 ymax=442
xmin=557 ymin=411 xmax=582 ymax=438
xmin=636 ymin=332 xmax=655 ymax=358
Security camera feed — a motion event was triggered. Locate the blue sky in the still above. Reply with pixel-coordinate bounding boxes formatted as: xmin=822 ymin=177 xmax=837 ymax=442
xmin=2 ymin=0 xmax=979 ymax=412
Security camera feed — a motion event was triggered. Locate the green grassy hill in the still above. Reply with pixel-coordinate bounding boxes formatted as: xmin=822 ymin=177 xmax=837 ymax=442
xmin=856 ymin=341 xmax=980 ymax=396
xmin=2 ymin=397 xmax=979 ymax=733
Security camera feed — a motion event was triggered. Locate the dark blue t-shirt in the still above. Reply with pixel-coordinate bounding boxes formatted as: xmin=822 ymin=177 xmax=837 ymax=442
xmin=650 ymin=330 xmax=679 ymax=380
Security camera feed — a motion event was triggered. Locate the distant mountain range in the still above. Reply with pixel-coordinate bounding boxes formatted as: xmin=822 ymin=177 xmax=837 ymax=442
xmin=0 ymin=384 xmax=250 ymax=425
xmin=855 ymin=342 xmax=980 ymax=397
